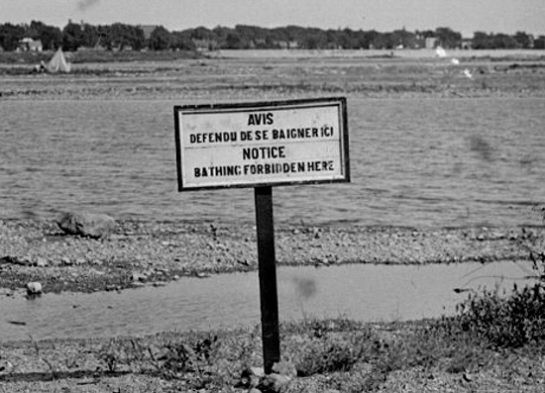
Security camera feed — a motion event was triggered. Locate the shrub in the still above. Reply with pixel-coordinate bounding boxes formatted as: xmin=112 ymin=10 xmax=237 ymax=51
xmin=455 ymin=221 xmax=545 ymax=348
xmin=456 ymin=282 xmax=545 ymax=347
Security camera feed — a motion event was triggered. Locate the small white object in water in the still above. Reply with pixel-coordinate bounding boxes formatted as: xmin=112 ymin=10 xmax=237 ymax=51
xmin=463 ymin=69 xmax=473 ymax=79
xmin=451 ymin=58 xmax=460 ymax=65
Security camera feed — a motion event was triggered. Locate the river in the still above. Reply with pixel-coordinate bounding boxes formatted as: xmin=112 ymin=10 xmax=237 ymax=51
xmin=1 ymin=96 xmax=544 ymax=228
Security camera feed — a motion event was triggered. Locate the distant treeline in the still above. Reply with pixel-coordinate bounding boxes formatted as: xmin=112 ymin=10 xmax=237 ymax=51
xmin=1 ymin=20 xmax=544 ymax=52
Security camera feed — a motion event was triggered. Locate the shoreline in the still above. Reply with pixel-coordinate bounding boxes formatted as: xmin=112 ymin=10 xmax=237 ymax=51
xmin=1 ymin=217 xmax=542 ymax=295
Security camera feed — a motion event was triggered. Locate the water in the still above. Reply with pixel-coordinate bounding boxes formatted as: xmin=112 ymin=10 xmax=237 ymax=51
xmin=0 ymin=261 xmax=535 ymax=341
xmin=1 ymin=97 xmax=544 ymax=227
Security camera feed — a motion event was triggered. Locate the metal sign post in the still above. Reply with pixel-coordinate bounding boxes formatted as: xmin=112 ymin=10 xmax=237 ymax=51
xmin=174 ymin=97 xmax=349 ymax=374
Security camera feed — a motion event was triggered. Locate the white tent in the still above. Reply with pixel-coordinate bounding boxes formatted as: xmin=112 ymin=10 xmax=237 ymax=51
xmin=47 ymin=48 xmax=71 ymax=73
xmin=435 ymin=46 xmax=447 ymax=58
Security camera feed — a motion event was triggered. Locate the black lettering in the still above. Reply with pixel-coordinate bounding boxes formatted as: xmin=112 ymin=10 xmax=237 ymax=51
xmin=248 ymin=112 xmax=274 ymax=126
xmin=248 ymin=114 xmax=257 ymax=126
xmin=242 ymin=146 xmax=286 ymax=160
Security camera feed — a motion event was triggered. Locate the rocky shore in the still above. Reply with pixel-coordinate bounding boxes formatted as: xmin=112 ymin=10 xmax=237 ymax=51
xmin=0 ymin=217 xmax=542 ymax=296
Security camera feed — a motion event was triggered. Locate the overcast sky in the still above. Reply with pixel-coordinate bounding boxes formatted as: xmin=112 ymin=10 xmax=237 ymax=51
xmin=2 ymin=0 xmax=544 ymax=37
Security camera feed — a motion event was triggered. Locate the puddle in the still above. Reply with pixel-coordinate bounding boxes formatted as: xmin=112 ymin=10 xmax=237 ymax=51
xmin=0 ymin=261 xmax=536 ymax=341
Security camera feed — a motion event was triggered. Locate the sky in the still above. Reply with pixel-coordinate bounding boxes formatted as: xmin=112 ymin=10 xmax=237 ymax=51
xmin=1 ymin=0 xmax=544 ymax=37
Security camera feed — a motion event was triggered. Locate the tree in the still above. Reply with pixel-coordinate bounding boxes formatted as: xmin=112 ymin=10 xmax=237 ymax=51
xmin=472 ymin=31 xmax=493 ymax=49
xmin=62 ymin=22 xmax=84 ymax=51
xmin=109 ymin=23 xmax=145 ymax=50
xmin=435 ymin=27 xmax=462 ymax=48
xmin=170 ymin=31 xmax=196 ymax=50
xmin=81 ymin=23 xmax=100 ymax=48
xmin=534 ymin=36 xmax=545 ymax=49
xmin=28 ymin=21 xmax=62 ymax=50
xmin=492 ymin=33 xmax=518 ymax=49
xmin=225 ymin=31 xmax=243 ymax=49
xmin=513 ymin=31 xmax=533 ymax=49
xmin=301 ymin=28 xmax=327 ymax=49
xmin=149 ymin=26 xmax=172 ymax=50
xmin=367 ymin=30 xmax=388 ymax=49
xmin=128 ymin=26 xmax=146 ymax=51
xmin=0 ymin=23 xmax=26 ymax=51
xmin=391 ymin=28 xmax=417 ymax=49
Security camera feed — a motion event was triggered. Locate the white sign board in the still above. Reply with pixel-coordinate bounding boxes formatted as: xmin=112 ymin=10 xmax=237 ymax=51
xmin=174 ymin=97 xmax=349 ymax=190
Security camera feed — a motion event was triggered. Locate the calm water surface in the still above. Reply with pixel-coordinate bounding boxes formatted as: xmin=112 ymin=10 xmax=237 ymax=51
xmin=0 ymin=261 xmax=536 ymax=341
xmin=1 ymin=97 xmax=544 ymax=227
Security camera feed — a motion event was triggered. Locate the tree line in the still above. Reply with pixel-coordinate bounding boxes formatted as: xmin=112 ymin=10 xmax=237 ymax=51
xmin=1 ymin=20 xmax=544 ymax=52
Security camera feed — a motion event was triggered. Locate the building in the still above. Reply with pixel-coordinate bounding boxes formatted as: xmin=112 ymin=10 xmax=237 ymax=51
xmin=18 ymin=38 xmax=43 ymax=52
xmin=425 ymin=37 xmax=438 ymax=49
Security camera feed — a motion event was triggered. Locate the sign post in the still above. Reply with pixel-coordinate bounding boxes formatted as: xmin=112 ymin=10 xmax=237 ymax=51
xmin=174 ymin=97 xmax=349 ymax=373
xmin=255 ymin=186 xmax=280 ymax=373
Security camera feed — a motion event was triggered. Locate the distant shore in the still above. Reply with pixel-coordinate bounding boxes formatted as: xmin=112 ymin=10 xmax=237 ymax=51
xmin=1 ymin=49 xmax=545 ymax=99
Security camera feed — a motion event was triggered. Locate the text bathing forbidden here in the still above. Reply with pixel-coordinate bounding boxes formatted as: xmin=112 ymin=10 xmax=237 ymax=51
xmin=194 ymin=160 xmax=335 ymax=178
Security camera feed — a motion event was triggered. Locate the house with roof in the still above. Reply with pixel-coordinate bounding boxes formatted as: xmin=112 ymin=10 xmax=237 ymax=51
xmin=19 ymin=38 xmax=43 ymax=52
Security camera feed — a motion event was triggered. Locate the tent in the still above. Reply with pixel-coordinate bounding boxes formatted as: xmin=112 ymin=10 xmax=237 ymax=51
xmin=47 ymin=48 xmax=71 ymax=73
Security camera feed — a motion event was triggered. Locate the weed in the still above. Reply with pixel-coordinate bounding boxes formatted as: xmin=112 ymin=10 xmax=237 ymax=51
xmin=149 ymin=333 xmax=220 ymax=382
xmin=98 ymin=338 xmax=125 ymax=373
xmin=456 ymin=282 xmax=545 ymax=347
xmin=454 ymin=213 xmax=545 ymax=348
xmin=287 ymin=319 xmax=374 ymax=377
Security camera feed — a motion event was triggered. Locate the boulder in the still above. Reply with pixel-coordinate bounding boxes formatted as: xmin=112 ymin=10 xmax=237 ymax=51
xmin=57 ymin=212 xmax=116 ymax=239
xmin=26 ymin=282 xmax=42 ymax=295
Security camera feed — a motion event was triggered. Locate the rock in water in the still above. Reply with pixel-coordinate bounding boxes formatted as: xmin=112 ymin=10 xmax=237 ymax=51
xmin=57 ymin=212 xmax=116 ymax=239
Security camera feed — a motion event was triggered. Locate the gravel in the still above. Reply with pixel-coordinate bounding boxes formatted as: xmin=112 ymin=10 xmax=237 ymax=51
xmin=0 ymin=218 xmax=541 ymax=295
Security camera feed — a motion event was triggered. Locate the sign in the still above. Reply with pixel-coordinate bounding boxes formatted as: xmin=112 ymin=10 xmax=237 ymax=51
xmin=174 ymin=97 xmax=349 ymax=191
xmin=173 ymin=97 xmax=350 ymax=374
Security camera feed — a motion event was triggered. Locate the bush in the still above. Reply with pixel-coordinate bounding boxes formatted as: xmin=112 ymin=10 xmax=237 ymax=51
xmin=455 ymin=221 xmax=545 ymax=348
xmin=456 ymin=282 xmax=545 ymax=347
